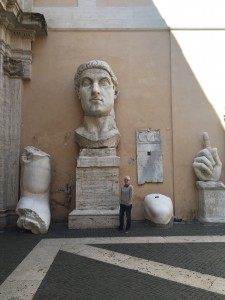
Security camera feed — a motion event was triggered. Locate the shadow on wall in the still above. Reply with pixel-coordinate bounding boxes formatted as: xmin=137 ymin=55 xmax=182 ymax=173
xmin=169 ymin=31 xmax=225 ymax=220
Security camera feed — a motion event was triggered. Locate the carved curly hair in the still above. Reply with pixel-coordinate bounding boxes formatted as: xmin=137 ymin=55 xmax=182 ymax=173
xmin=74 ymin=60 xmax=119 ymax=98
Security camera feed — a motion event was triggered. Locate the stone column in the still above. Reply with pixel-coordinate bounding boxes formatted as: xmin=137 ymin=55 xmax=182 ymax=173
xmin=0 ymin=0 xmax=47 ymax=228
xmin=0 ymin=74 xmax=22 ymax=227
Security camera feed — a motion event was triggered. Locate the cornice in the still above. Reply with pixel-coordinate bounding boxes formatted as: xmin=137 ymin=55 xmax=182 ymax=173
xmin=0 ymin=1 xmax=47 ymax=81
xmin=21 ymin=12 xmax=47 ymax=36
xmin=12 ymin=28 xmax=36 ymax=40
xmin=0 ymin=0 xmax=47 ymax=37
xmin=0 ymin=17 xmax=36 ymax=40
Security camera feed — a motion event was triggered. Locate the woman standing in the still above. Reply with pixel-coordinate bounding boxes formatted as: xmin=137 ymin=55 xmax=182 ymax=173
xmin=118 ymin=176 xmax=134 ymax=233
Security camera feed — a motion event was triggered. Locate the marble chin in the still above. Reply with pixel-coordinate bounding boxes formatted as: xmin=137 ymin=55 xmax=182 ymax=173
xmin=75 ymin=129 xmax=120 ymax=148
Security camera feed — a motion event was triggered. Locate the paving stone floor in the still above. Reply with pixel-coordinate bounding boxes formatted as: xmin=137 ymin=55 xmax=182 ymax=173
xmin=1 ymin=221 xmax=225 ymax=300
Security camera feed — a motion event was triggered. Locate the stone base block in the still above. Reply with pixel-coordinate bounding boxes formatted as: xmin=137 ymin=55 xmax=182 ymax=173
xmin=197 ymin=181 xmax=225 ymax=223
xmin=76 ymin=167 xmax=119 ymax=210
xmin=68 ymin=209 xmax=119 ymax=229
xmin=75 ymin=148 xmax=120 ymax=211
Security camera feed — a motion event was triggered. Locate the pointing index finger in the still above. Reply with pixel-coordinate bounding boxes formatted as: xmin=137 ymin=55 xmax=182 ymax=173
xmin=203 ymin=132 xmax=211 ymax=148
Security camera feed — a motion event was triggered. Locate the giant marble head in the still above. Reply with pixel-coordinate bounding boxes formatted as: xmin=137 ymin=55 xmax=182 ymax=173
xmin=74 ymin=60 xmax=118 ymax=117
xmin=74 ymin=60 xmax=120 ymax=149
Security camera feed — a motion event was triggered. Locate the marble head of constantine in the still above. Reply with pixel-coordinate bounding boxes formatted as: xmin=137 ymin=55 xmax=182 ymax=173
xmin=74 ymin=60 xmax=120 ymax=149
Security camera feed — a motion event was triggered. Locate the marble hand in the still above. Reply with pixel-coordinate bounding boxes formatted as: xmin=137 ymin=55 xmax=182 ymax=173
xmin=193 ymin=132 xmax=222 ymax=181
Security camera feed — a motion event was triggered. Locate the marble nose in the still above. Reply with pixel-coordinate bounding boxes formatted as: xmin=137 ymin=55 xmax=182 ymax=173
xmin=92 ymin=82 xmax=100 ymax=95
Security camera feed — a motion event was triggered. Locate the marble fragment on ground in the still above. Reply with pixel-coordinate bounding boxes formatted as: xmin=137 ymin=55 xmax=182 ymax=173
xmin=144 ymin=193 xmax=173 ymax=225
xmin=16 ymin=146 xmax=51 ymax=234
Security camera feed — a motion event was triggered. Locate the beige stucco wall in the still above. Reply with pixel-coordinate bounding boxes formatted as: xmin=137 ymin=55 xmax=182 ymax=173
xmin=21 ymin=30 xmax=173 ymax=221
xmin=20 ymin=0 xmax=225 ymax=223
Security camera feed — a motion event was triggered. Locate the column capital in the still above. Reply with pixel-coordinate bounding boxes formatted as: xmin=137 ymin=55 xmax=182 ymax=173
xmin=0 ymin=0 xmax=47 ymax=79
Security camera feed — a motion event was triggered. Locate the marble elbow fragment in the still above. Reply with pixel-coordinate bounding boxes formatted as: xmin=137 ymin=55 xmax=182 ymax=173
xmin=144 ymin=194 xmax=173 ymax=225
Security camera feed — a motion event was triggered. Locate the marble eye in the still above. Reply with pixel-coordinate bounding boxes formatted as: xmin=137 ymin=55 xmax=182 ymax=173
xmin=99 ymin=78 xmax=110 ymax=86
xmin=82 ymin=78 xmax=92 ymax=87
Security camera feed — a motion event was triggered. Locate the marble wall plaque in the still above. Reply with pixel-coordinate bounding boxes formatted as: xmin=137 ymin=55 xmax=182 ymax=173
xmin=136 ymin=129 xmax=163 ymax=184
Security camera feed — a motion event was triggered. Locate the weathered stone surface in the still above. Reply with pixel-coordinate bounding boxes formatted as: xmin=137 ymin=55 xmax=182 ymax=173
xmin=75 ymin=132 xmax=120 ymax=149
xmin=196 ymin=181 xmax=225 ymax=223
xmin=69 ymin=148 xmax=120 ymax=228
xmin=79 ymin=148 xmax=116 ymax=157
xmin=77 ymin=148 xmax=120 ymax=168
xmin=16 ymin=147 xmax=51 ymax=234
xmin=197 ymin=181 xmax=225 ymax=190
xmin=68 ymin=209 xmax=119 ymax=229
xmin=144 ymin=193 xmax=173 ymax=225
xmin=0 ymin=74 xmax=22 ymax=227
xmin=137 ymin=129 xmax=163 ymax=184
xmin=76 ymin=167 xmax=119 ymax=210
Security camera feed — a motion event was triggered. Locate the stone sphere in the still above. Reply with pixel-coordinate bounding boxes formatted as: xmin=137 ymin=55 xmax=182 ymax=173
xmin=144 ymin=194 xmax=173 ymax=225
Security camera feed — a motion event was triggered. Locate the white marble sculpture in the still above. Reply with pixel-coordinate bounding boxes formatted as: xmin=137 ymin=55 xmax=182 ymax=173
xmin=193 ymin=132 xmax=222 ymax=181
xmin=193 ymin=132 xmax=225 ymax=223
xmin=74 ymin=60 xmax=120 ymax=148
xmin=144 ymin=194 xmax=173 ymax=225
xmin=16 ymin=146 xmax=51 ymax=234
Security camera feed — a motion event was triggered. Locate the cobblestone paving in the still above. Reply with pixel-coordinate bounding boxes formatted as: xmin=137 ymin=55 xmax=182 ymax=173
xmin=33 ymin=251 xmax=225 ymax=300
xmin=94 ymin=242 xmax=225 ymax=278
xmin=0 ymin=234 xmax=39 ymax=286
xmin=1 ymin=222 xmax=225 ymax=300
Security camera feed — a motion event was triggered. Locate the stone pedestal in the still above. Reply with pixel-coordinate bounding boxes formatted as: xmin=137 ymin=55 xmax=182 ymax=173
xmin=196 ymin=181 xmax=225 ymax=223
xmin=69 ymin=148 xmax=120 ymax=229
